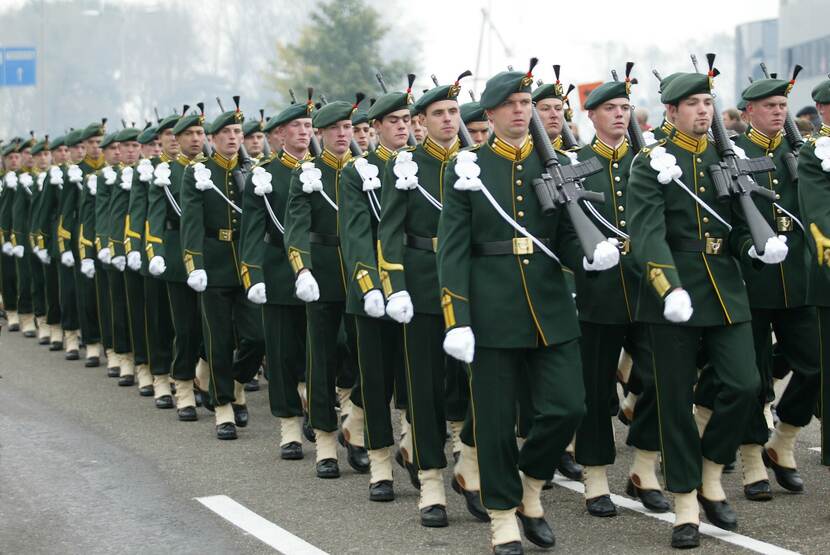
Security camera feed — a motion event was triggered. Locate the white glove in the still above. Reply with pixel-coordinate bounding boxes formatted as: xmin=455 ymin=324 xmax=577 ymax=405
xmin=111 ymin=255 xmax=126 ymax=272
xmin=126 ymin=251 xmax=141 ymax=271
xmin=583 ymin=238 xmax=620 ymax=271
xmin=443 ymin=326 xmax=475 ymax=363
xmin=385 ymin=290 xmax=414 ymax=324
xmin=247 ymin=282 xmax=267 ymax=304
xmin=67 ymin=165 xmax=83 ymax=183
xmin=80 ymin=258 xmax=96 ymax=278
xmin=663 ymin=289 xmax=694 ymax=323
xmin=148 ymin=256 xmax=166 ymax=276
xmin=187 ymin=269 xmax=207 ymax=292
xmin=363 ymin=289 xmax=385 ymax=318
xmin=1 ymin=242 xmax=12 ymax=255
xmin=294 ymin=270 xmax=320 ymax=302
xmin=748 ymin=235 xmax=788 ymax=265
xmin=11 ymin=245 xmax=24 ymax=258
xmin=61 ymin=250 xmax=75 ymax=267
xmin=37 ymin=249 xmax=50 ymax=264
xmin=97 ymin=247 xmax=111 ymax=264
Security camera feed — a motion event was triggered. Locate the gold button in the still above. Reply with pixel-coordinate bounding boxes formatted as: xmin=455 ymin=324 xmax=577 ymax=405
xmin=776 ymin=208 xmax=782 ymax=214
xmin=703 ymin=216 xmax=709 ymax=223
xmin=614 ymin=176 xmax=621 ymax=182
xmin=772 ymin=179 xmax=779 ymax=185
xmin=768 ymin=153 xmax=774 ymax=157
xmin=516 ymin=195 xmax=524 ymax=202
xmin=699 ymin=171 xmax=705 ymax=177
xmin=522 ymin=258 xmax=529 ymax=265
xmin=618 ymin=205 xmax=624 ymax=212
xmin=517 ymin=211 xmax=525 ymax=218
xmin=616 ymin=190 xmax=623 ymax=197
xmin=699 ymin=186 xmax=706 ymax=193
xmin=613 ymin=163 xmax=619 ymax=169
xmin=620 ymin=220 xmax=626 ymax=227
xmin=704 ymin=231 xmax=710 ymax=237
xmin=515 ymin=179 xmax=522 ymax=186
xmin=696 ymin=158 xmax=702 ymax=163
xmin=775 ymin=194 xmax=781 ymax=200
xmin=516 ymin=164 xmax=523 ymax=171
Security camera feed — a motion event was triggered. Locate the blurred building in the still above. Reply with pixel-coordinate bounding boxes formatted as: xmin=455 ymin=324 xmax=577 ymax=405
xmin=735 ymin=18 xmax=778 ymax=100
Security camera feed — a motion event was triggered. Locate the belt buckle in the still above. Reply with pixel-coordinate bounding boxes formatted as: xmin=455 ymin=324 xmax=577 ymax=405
xmin=705 ymin=237 xmax=723 ymax=255
xmin=431 ymin=237 xmax=438 ymax=253
xmin=619 ymin=238 xmax=630 ymax=255
xmin=512 ymin=237 xmax=533 ymax=255
xmin=218 ymin=228 xmax=233 ymax=242
xmin=777 ymin=216 xmax=793 ymax=232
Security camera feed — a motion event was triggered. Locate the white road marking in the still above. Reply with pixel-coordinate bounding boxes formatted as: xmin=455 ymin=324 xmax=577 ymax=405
xmin=809 ymin=447 xmax=821 ymax=453
xmin=551 ymin=477 xmax=801 ymax=555
xmin=196 ymin=495 xmax=329 ymax=555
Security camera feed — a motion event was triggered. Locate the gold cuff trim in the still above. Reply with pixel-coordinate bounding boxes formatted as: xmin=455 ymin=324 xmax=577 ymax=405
xmin=288 ymin=248 xmax=305 ymax=274
xmin=810 ymin=223 xmax=830 ymax=267
xmin=647 ymin=264 xmax=672 ymax=298
xmin=355 ymin=268 xmax=374 ymax=294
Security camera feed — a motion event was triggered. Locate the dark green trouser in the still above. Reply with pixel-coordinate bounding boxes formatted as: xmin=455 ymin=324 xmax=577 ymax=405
xmin=262 ymin=303 xmax=306 ymax=418
xmin=28 ymin=253 xmax=46 ymax=317
xmin=820 ymin=307 xmax=830 ymax=466
xmin=306 ymin=302 xmax=357 ymax=433
xmin=144 ymin=276 xmax=173 ymax=376
xmin=1 ymin=254 xmax=18 ymax=311
xmin=575 ymin=321 xmax=657 ymax=466
xmin=402 ymin=313 xmax=448 ymax=471
xmin=15 ymin=255 xmax=33 ymax=314
xmin=336 ymin=316 xmax=358 ymax=390
xmin=445 ymin=357 xmax=469 ymax=422
xmin=74 ymin=266 xmax=100 ymax=345
xmin=107 ymin=268 xmax=131 ymax=354
xmin=167 ymin=281 xmax=202 ymax=380
xmin=394 ymin=334 xmax=408 ymax=411
xmin=94 ymin=264 xmax=112 ymax=350
xmin=470 ymin=341 xmax=585 ymax=510
xmin=124 ymin=269 xmax=147 ymax=365
xmin=58 ymin=262 xmax=79 ymax=330
xmin=200 ymin=287 xmax=264 ymax=406
xmin=649 ymin=323 xmax=760 ymax=493
xmin=43 ymin=262 xmax=61 ymax=325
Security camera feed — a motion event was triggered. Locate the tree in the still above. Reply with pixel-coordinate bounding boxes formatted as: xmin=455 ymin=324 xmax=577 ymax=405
xmin=263 ymin=0 xmax=419 ymax=106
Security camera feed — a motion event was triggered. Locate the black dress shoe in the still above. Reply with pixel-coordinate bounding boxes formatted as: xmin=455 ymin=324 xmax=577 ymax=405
xmin=66 ymin=349 xmax=79 ymax=361
xmin=8 ymin=323 xmax=20 ymax=332
xmin=280 ymin=441 xmax=304 ymax=460
xmin=763 ymin=449 xmax=804 ymax=492
xmin=118 ymin=374 xmax=135 ymax=386
xmin=232 ymin=404 xmax=249 ymax=427
xmin=244 ymin=377 xmax=260 ymax=392
xmin=316 ymin=458 xmax=340 ymax=479
xmin=49 ymin=341 xmax=63 ymax=351
xmin=369 ymin=480 xmax=394 ymax=502
xmin=586 ymin=494 xmax=617 ymax=517
xmin=556 ymin=452 xmax=583 ymax=481
xmin=337 ymin=431 xmax=369 ymax=473
xmin=194 ymin=388 xmax=203 ymax=408
xmin=493 ymin=541 xmax=523 ymax=555
xmin=155 ymin=395 xmax=174 ymax=409
xmin=451 ymin=476 xmax=490 ymax=522
xmin=197 ymin=387 xmax=214 ymax=412
xmin=23 ymin=329 xmax=37 ymax=338
xmin=395 ymin=448 xmax=421 ymax=489
xmin=542 ymin=479 xmax=553 ymax=491
xmin=517 ymin=511 xmax=555 ymax=548
xmin=671 ymin=523 xmax=700 ymax=549
xmin=139 ymin=385 xmax=154 ymax=397
xmin=626 ymin=478 xmax=671 ymax=512
xmin=39 ymin=336 xmax=50 ymax=345
xmin=697 ymin=494 xmax=737 ymax=531
xmin=85 ymin=356 xmax=100 ymax=368
xmin=744 ymin=479 xmax=772 ymax=501
xmin=107 ymin=366 xmax=120 ymax=378
xmin=420 ymin=504 xmax=448 ymax=527
xmin=177 ymin=406 xmax=198 ymax=421
xmin=216 ymin=422 xmax=238 ymax=440
xmin=303 ymin=412 xmax=316 ymax=443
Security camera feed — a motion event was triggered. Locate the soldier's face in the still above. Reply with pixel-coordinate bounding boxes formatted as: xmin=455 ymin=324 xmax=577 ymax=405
xmin=53 ymin=146 xmax=69 ymax=165
xmin=21 ymin=148 xmax=33 ymax=168
xmin=244 ymin=131 xmax=265 ymax=157
xmin=34 ymin=150 xmax=51 ymax=170
xmin=280 ymin=118 xmax=312 ymax=156
xmin=353 ymin=123 xmax=370 ymax=152
xmin=466 ymin=121 xmax=490 ymax=145
xmin=669 ymin=94 xmax=713 ymax=137
xmin=121 ymin=140 xmax=141 ymax=165
xmin=149 ymin=138 xmax=163 ymax=158
xmin=213 ymin=124 xmax=242 ymax=157
xmin=374 ymin=109 xmax=411 ymax=149
xmin=69 ymin=144 xmax=86 ymax=163
xmin=159 ymin=129 xmax=180 ymax=157
xmin=588 ymin=98 xmax=631 ymax=143
xmin=422 ymin=100 xmax=460 ymax=145
xmin=5 ymin=152 xmax=20 ymax=171
xmin=410 ymin=116 xmax=425 ymax=144
xmin=103 ymin=143 xmax=121 ymax=165
xmin=84 ymin=136 xmax=103 ymax=159
xmin=817 ymin=102 xmax=830 ymax=125
xmin=536 ymin=98 xmax=564 ymax=139
xmin=176 ymin=126 xmax=206 ymax=158
xmin=747 ymin=95 xmax=787 ymax=136
xmin=487 ymin=92 xmax=532 ymax=140
xmin=321 ymin=120 xmax=353 ymax=156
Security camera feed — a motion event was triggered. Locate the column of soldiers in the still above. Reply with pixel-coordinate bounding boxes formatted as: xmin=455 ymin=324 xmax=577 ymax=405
xmin=2 ymin=57 xmax=830 ymax=555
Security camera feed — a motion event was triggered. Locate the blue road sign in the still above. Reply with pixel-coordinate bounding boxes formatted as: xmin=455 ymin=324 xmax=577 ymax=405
xmin=2 ymin=47 xmax=36 ymax=87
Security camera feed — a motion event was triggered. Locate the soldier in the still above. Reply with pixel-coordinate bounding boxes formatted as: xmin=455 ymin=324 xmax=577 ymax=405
xmin=438 ymin=66 xmax=619 ymax=553
xmin=240 ymin=101 xmax=313 ymax=459
xmin=460 ymin=101 xmax=490 ymax=146
xmin=352 ymin=107 xmax=371 ymax=153
xmin=147 ymin=108 xmax=210 ymax=422
xmin=627 ymin=72 xmax=782 ymax=547
xmin=243 ymin=115 xmax=267 ymax=161
xmin=180 ymin=102 xmax=265 ymax=440
xmin=1 ymin=139 xmax=23 ymax=333
xmin=11 ymin=134 xmax=41 ymax=338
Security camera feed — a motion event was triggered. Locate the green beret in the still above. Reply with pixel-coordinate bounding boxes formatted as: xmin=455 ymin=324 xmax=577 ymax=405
xmin=532 ymin=83 xmax=565 ymax=103
xmin=115 ymin=127 xmax=141 ymax=143
xmin=460 ymin=102 xmax=487 ymax=124
xmin=658 ymin=72 xmax=683 ymax=94
xmin=209 ymin=110 xmax=244 ymax=134
xmin=172 ymin=113 xmax=206 ymax=135
xmin=584 ymin=81 xmax=630 ymax=110
xmin=742 ymin=78 xmax=792 ymax=101
xmin=737 ymin=99 xmax=748 ymax=111
xmin=100 ymin=133 xmax=118 ymax=149
xmin=351 ymin=110 xmax=369 ymax=126
xmin=660 ymin=73 xmax=711 ymax=105
xmin=479 ymin=71 xmax=533 ymax=110
xmin=157 ymin=114 xmax=180 ymax=133
xmin=811 ymin=79 xmax=830 ymax=104
xmin=80 ymin=121 xmax=106 ymax=141
xmin=1 ymin=142 xmax=17 ymax=157
xmin=31 ymin=139 xmax=49 ymax=155
xmin=137 ymin=126 xmax=159 ymax=145
xmin=18 ymin=137 xmax=36 ymax=151
xmin=368 ymin=92 xmax=411 ymax=121
xmin=265 ymin=103 xmax=313 ymax=132
xmin=413 ymin=84 xmax=461 ymax=115
xmin=242 ymin=119 xmax=263 ymax=137
xmin=64 ymin=129 xmax=83 ymax=147
xmin=313 ymin=101 xmax=355 ymax=129
xmin=49 ymin=135 xmax=65 ymax=149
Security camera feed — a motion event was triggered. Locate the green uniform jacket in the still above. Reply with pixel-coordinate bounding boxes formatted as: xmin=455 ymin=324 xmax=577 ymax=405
xmin=437 ymin=134 xmax=583 ymax=349
xmin=30 ymin=170 xmax=50 ymax=253
xmin=734 ymin=128 xmax=809 ymax=308
xmin=240 ymin=149 xmax=306 ymax=306
xmin=146 ymin=153 xmax=192 ymax=283
xmin=11 ymin=169 xmax=35 ymax=251
xmin=378 ymin=137 xmax=457 ymax=315
xmin=127 ymin=158 xmax=157 ymax=276
xmin=107 ymin=165 xmax=133 ymax=258
xmin=574 ymin=138 xmax=640 ymax=324
xmin=627 ymin=131 xmax=752 ymax=326
xmin=796 ymin=124 xmax=830 ymax=307
xmin=93 ymin=165 xmax=116 ymax=256
xmin=179 ymin=152 xmax=243 ymax=288
xmin=77 ymin=156 xmax=105 ymax=261
xmin=283 ymin=149 xmax=350 ymax=302
xmin=38 ymin=164 xmax=66 ymax=257
xmin=0 ymin=172 xmax=18 ymax=249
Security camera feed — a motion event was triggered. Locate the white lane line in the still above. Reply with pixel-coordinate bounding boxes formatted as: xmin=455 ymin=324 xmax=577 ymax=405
xmin=551 ymin=477 xmax=801 ymax=555
xmin=196 ymin=495 xmax=329 ymax=555
xmin=809 ymin=447 xmax=821 ymax=453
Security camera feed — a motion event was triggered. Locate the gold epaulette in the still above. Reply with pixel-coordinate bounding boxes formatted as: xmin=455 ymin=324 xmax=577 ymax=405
xmin=641 ymin=139 xmax=668 ymax=156
xmin=393 ymin=145 xmax=417 ymax=158
xmin=188 ymin=153 xmax=207 ymax=165
xmin=451 ymin=143 xmax=481 ymax=159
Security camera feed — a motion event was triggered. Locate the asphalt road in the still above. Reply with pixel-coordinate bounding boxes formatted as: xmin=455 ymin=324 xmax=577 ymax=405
xmin=1 ymin=328 xmax=828 ymax=554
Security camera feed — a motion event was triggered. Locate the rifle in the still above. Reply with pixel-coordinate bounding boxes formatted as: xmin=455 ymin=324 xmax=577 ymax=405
xmin=611 ymin=63 xmax=647 ymax=153
xmin=259 ymin=109 xmax=271 ymax=158
xmin=702 ymin=53 xmax=778 ymax=254
xmin=375 ymin=72 xmax=418 ymax=146
xmin=760 ymin=62 xmax=803 ymax=181
xmin=290 ymin=88 xmax=322 ymax=157
xmin=430 ymin=71 xmax=475 ymax=148
xmin=553 ymin=65 xmax=580 ymax=150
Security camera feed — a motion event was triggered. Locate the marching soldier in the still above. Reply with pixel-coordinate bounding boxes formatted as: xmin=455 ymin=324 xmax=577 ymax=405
xmin=11 ymin=134 xmax=41 ymax=338
xmin=1 ymin=139 xmax=23 ymax=333
xmin=460 ymin=101 xmax=490 ymax=146
xmin=352 ymin=107 xmax=371 ymax=153
xmin=243 ymin=115 xmax=267 ymax=161
xmin=26 ymin=137 xmax=53 ymax=344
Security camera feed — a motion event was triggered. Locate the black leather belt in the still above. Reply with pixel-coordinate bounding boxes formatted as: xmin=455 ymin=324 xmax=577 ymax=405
xmin=404 ymin=234 xmax=437 ymax=252
xmin=309 ymin=232 xmax=339 ymax=246
xmin=165 ymin=220 xmax=179 ymax=231
xmin=472 ymin=237 xmax=551 ymax=256
xmin=264 ymin=232 xmax=284 ymax=246
xmin=206 ymin=227 xmax=238 ymax=242
xmin=669 ymin=237 xmax=729 ymax=256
